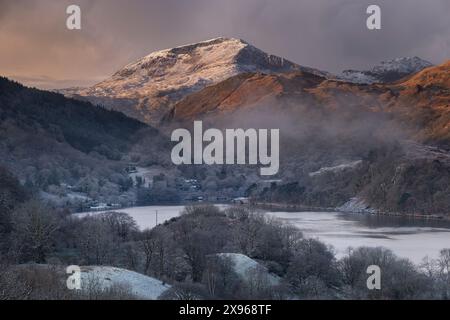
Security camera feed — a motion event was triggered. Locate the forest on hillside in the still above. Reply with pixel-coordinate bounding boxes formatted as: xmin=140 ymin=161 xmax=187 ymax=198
xmin=0 ymin=172 xmax=449 ymax=300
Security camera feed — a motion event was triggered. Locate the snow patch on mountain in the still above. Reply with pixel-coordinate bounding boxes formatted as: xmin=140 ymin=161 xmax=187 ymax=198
xmin=309 ymin=160 xmax=363 ymax=177
xmin=339 ymin=57 xmax=433 ymax=84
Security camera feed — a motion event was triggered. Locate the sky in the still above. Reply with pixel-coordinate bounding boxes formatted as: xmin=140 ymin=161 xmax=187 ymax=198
xmin=0 ymin=0 xmax=449 ymax=89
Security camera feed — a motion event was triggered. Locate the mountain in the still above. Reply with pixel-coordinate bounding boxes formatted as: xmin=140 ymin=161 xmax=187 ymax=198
xmin=163 ymin=60 xmax=450 ymax=215
xmin=6 ymin=36 xmax=449 ymax=216
xmin=338 ymin=57 xmax=433 ymax=84
xmin=61 ymin=37 xmax=328 ymax=124
xmin=59 ymin=38 xmax=436 ymax=126
xmin=168 ymin=61 xmax=450 ymax=148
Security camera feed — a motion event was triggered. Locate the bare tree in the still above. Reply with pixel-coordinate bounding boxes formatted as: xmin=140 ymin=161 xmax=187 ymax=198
xmin=76 ymin=217 xmax=115 ymax=265
xmin=10 ymin=200 xmax=60 ymax=263
xmin=98 ymin=212 xmax=139 ymax=241
xmin=435 ymin=249 xmax=450 ymax=299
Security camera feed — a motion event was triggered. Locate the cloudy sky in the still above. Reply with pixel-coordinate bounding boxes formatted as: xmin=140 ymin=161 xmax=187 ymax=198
xmin=0 ymin=0 xmax=449 ymax=89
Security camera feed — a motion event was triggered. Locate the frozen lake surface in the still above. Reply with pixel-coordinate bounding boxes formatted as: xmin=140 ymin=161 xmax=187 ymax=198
xmin=78 ymin=205 xmax=450 ymax=264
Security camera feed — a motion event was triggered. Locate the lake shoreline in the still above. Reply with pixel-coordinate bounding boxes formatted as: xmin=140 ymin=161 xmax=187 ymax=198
xmin=252 ymin=202 xmax=450 ymax=222
xmin=77 ymin=201 xmax=450 ymax=223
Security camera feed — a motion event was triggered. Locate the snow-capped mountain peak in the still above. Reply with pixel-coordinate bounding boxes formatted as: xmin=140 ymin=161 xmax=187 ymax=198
xmin=339 ymin=56 xmax=433 ymax=84
xmin=372 ymin=56 xmax=433 ymax=75
xmin=96 ymin=37 xmax=328 ymax=97
xmin=111 ymin=37 xmax=326 ymax=81
xmin=66 ymin=37 xmax=327 ymax=123
xmin=112 ymin=37 xmax=250 ymax=81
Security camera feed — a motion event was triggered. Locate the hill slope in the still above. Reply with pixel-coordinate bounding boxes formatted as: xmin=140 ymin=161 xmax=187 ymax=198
xmin=0 ymin=77 xmax=165 ymax=207
xmin=0 ymin=77 xmax=146 ymax=158
xmin=168 ymin=61 xmax=450 ymax=148
xmin=164 ymin=62 xmax=450 ymax=215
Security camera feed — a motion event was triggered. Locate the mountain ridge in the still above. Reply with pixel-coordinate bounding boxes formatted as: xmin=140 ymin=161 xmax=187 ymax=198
xmin=59 ymin=38 xmax=438 ymax=127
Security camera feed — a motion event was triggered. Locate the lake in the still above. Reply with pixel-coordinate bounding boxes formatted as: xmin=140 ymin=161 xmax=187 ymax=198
xmin=78 ymin=205 xmax=450 ymax=264
xmin=266 ymin=211 xmax=450 ymax=264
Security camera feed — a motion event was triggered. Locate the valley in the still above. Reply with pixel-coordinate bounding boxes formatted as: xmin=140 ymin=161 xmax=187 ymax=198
xmin=1 ymin=38 xmax=449 ymax=300
xmin=2 ymin=38 xmax=449 ymax=218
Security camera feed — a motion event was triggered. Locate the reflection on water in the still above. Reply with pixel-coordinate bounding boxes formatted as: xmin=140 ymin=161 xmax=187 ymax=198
xmin=265 ymin=211 xmax=450 ymax=264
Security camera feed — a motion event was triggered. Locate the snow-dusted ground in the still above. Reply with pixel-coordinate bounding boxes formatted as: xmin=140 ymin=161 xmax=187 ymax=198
xmin=338 ymin=57 xmax=433 ymax=84
xmin=127 ymin=167 xmax=154 ymax=184
xmin=128 ymin=166 xmax=179 ymax=188
xmin=337 ymin=197 xmax=378 ymax=214
xmin=80 ymin=266 xmax=170 ymax=299
xmin=266 ymin=211 xmax=450 ymax=263
xmin=309 ymin=160 xmax=363 ymax=177
xmin=217 ymin=253 xmax=280 ymax=285
xmin=371 ymin=56 xmax=432 ymax=76
xmin=339 ymin=70 xmax=377 ymax=84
